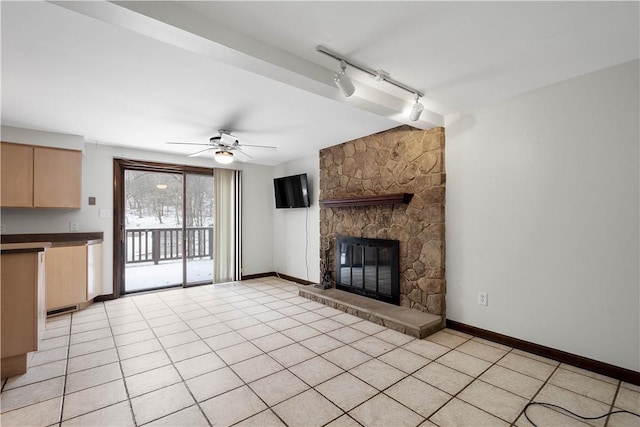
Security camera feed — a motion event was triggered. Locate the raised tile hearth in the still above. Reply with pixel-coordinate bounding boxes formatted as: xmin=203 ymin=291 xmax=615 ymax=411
xmin=299 ymin=286 xmax=442 ymax=339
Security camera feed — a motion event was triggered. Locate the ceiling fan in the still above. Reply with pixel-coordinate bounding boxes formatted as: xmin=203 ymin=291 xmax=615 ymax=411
xmin=166 ymin=129 xmax=276 ymax=164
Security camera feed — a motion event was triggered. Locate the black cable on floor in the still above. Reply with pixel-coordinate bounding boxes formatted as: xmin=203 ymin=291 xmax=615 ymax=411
xmin=524 ymin=401 xmax=640 ymax=427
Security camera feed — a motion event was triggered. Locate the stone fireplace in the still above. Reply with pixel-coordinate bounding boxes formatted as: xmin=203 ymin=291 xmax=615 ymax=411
xmin=319 ymin=126 xmax=446 ymax=322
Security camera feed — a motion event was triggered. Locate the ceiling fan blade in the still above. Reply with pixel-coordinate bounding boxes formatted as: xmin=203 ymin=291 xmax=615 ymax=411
xmin=234 ymin=149 xmax=253 ymax=159
xmin=166 ymin=142 xmax=213 ymax=146
xmin=237 ymin=143 xmax=277 ymax=150
xmin=188 ymin=147 xmax=214 ymax=157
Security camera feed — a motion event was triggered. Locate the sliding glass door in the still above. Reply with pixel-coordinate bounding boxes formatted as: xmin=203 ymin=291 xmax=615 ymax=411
xmin=185 ymin=173 xmax=214 ymax=284
xmin=120 ymin=166 xmax=214 ymax=294
xmin=124 ymin=170 xmax=184 ymax=292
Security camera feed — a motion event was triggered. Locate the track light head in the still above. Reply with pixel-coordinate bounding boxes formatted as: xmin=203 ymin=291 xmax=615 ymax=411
xmin=318 ymin=45 xmax=428 ymax=121
xmin=334 ymin=60 xmax=355 ymax=97
xmin=409 ymin=94 xmax=424 ymax=121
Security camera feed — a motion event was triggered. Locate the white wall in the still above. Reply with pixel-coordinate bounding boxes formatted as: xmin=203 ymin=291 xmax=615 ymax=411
xmin=445 ymin=60 xmax=639 ymax=371
xmin=1 ymin=133 xmax=275 ymax=295
xmin=272 ymin=153 xmax=320 ymax=283
xmin=2 ymin=125 xmax=85 ymax=151
xmin=241 ymin=163 xmax=274 ymax=276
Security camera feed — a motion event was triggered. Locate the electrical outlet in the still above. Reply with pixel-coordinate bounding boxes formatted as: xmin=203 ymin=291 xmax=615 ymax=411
xmin=69 ymin=221 xmax=79 ymax=232
xmin=478 ymin=292 xmax=488 ymax=306
xmin=99 ymin=209 xmax=111 ymax=218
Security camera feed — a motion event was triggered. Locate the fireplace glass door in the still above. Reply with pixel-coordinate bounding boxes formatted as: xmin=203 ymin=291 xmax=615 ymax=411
xmin=336 ymin=236 xmax=399 ymax=305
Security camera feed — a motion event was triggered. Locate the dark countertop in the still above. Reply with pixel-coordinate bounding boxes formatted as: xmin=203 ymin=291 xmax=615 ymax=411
xmin=1 ymin=242 xmax=52 ymax=254
xmin=1 ymin=232 xmax=103 ymax=247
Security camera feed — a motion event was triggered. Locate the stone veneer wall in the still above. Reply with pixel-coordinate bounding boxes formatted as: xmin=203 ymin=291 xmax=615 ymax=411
xmin=319 ymin=126 xmax=446 ymax=320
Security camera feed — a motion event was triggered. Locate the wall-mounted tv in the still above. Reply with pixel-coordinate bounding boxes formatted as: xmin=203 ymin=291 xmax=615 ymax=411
xmin=274 ymin=173 xmax=310 ymax=209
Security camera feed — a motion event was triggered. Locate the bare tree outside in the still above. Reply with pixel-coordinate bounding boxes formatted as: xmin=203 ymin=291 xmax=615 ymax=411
xmin=186 ymin=174 xmax=214 ymax=227
xmin=124 ymin=171 xmax=183 ymax=227
xmin=124 ymin=171 xmax=214 ymax=228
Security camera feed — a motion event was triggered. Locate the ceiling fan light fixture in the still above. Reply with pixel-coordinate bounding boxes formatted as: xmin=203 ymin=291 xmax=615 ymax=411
xmin=334 ymin=60 xmax=355 ymax=97
xmin=409 ymin=94 xmax=424 ymax=121
xmin=214 ymin=150 xmax=234 ymax=164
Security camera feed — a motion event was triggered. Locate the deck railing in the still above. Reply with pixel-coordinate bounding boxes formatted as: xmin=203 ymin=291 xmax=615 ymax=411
xmin=126 ymin=227 xmax=214 ymax=264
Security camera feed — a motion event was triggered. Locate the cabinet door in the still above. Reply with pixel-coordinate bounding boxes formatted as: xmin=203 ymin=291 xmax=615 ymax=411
xmin=33 ymin=147 xmax=82 ymax=208
xmin=1 ymin=252 xmax=38 ymax=358
xmin=45 ymin=246 xmax=87 ymax=310
xmin=86 ymin=243 xmax=103 ymax=301
xmin=0 ymin=142 xmax=33 ymax=207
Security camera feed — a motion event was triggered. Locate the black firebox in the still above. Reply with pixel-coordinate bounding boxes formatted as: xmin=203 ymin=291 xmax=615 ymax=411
xmin=335 ymin=236 xmax=400 ymax=305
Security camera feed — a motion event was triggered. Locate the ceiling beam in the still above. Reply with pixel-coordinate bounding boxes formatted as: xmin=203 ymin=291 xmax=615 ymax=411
xmin=50 ymin=0 xmax=443 ymax=129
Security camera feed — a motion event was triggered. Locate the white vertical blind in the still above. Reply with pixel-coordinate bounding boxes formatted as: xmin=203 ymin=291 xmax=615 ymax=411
xmin=213 ymin=168 xmax=239 ymax=283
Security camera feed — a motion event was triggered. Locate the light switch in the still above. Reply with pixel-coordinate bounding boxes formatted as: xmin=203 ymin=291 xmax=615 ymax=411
xmin=88 ymin=197 xmax=96 ymax=205
xmin=99 ymin=209 xmax=111 ymax=218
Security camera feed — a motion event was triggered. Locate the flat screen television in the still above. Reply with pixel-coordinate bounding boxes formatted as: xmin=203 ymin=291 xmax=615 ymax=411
xmin=274 ymin=173 xmax=310 ymax=208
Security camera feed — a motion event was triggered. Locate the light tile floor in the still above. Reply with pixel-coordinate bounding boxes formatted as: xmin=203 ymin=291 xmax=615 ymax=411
xmin=1 ymin=278 xmax=638 ymax=426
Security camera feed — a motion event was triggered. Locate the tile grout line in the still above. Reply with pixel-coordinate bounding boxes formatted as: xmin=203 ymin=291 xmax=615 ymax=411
xmin=506 ymin=358 xmax=623 ymax=426
xmin=426 ymin=339 xmax=523 ymax=426
xmin=103 ymin=299 xmax=139 ymax=427
xmin=207 ymin=282 xmax=316 ymax=426
xmin=209 ymin=281 xmax=304 ymax=427
xmin=2 ymin=279 xmax=625 ymax=427
xmin=59 ymin=302 xmax=129 ymax=425
xmin=258 ymin=303 xmax=375 ymax=426
xmin=602 ymin=381 xmax=621 ymax=427
xmin=200 ymin=282 xmax=348 ymax=425
xmin=512 ymin=363 xmax=563 ymax=427
xmin=280 ymin=310 xmax=438 ymax=425
xmin=2 ymin=287 xmax=451 ymax=425
xmin=422 ymin=335 xmax=495 ymax=425
xmin=134 ymin=280 xmax=299 ymax=424
xmin=58 ymin=309 xmax=77 ymax=426
xmin=119 ymin=282 xmax=436 ymax=422
xmin=310 ymin=330 xmax=505 ymax=425
xmin=128 ymin=286 xmax=215 ymax=427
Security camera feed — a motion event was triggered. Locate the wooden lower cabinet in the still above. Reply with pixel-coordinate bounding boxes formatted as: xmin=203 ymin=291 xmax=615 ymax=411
xmin=46 ymin=245 xmax=87 ymax=311
xmin=1 ymin=250 xmax=46 ymax=378
xmin=46 ymin=242 xmax=103 ymax=311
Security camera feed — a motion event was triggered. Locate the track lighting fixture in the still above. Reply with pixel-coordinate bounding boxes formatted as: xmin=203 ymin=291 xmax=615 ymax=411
xmin=409 ymin=94 xmax=424 ymax=121
xmin=317 ymin=45 xmax=425 ymax=122
xmin=214 ymin=150 xmax=234 ymax=164
xmin=334 ymin=60 xmax=355 ymax=97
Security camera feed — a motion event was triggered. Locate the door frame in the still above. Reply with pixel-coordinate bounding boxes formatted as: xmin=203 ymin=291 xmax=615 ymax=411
xmin=113 ymin=158 xmax=215 ymax=299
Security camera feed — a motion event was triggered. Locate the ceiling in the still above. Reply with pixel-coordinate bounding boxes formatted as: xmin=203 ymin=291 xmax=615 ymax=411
xmin=1 ymin=1 xmax=638 ymax=166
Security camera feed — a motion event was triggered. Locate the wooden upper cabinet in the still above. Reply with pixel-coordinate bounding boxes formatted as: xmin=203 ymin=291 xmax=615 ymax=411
xmin=1 ymin=142 xmax=82 ymax=209
xmin=0 ymin=142 xmax=34 ymax=207
xmin=33 ymin=147 xmax=82 ymax=208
